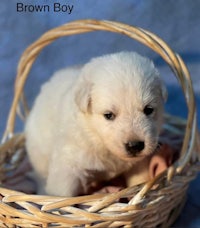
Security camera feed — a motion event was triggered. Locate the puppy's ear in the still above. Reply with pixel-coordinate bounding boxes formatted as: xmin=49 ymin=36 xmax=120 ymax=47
xmin=161 ymin=82 xmax=168 ymax=102
xmin=75 ymin=79 xmax=92 ymax=113
xmin=155 ymin=73 xmax=168 ymax=103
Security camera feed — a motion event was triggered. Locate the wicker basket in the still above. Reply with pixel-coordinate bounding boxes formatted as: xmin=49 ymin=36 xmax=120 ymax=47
xmin=0 ymin=19 xmax=200 ymax=228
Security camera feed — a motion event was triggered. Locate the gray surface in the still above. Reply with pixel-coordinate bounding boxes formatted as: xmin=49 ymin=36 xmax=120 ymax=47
xmin=0 ymin=1 xmax=200 ymax=227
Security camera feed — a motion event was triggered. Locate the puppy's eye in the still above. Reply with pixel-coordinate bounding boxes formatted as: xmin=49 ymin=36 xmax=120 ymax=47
xmin=104 ymin=112 xmax=115 ymax=120
xmin=143 ymin=105 xmax=154 ymax=116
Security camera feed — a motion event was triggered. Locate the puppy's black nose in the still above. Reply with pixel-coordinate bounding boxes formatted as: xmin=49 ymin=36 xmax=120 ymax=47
xmin=125 ymin=141 xmax=145 ymax=156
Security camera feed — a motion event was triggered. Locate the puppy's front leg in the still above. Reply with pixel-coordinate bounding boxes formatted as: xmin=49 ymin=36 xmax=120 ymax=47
xmin=125 ymin=158 xmax=150 ymax=187
xmin=46 ymin=153 xmax=83 ymax=196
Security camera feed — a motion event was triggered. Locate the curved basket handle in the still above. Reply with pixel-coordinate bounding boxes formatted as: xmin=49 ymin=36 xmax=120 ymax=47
xmin=2 ymin=19 xmax=198 ymax=172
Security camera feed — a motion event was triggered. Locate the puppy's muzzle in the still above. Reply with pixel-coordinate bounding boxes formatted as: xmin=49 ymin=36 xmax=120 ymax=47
xmin=125 ymin=141 xmax=145 ymax=157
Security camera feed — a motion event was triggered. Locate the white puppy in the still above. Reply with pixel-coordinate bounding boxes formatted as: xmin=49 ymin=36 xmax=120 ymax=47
xmin=25 ymin=52 xmax=167 ymax=196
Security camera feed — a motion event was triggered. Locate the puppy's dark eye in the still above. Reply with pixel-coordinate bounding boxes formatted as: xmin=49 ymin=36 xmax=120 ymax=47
xmin=104 ymin=112 xmax=115 ymax=120
xmin=143 ymin=105 xmax=154 ymax=116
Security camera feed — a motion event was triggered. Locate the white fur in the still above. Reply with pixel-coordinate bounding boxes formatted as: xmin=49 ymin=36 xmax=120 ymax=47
xmin=25 ymin=52 xmax=167 ymax=196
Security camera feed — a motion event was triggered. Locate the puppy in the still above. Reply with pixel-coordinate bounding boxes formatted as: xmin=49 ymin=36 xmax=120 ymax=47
xmin=25 ymin=52 xmax=167 ymax=196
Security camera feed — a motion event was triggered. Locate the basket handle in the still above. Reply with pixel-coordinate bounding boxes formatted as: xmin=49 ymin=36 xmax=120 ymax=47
xmin=2 ymin=19 xmax=198 ymax=171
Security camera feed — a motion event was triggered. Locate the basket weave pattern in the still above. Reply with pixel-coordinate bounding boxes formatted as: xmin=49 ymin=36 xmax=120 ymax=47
xmin=0 ymin=19 xmax=199 ymax=227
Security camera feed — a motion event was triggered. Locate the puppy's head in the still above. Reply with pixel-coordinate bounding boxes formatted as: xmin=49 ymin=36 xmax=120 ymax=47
xmin=75 ymin=52 xmax=167 ymax=162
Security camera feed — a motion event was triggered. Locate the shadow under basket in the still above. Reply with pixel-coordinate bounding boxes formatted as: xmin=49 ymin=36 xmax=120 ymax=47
xmin=0 ymin=19 xmax=200 ymax=228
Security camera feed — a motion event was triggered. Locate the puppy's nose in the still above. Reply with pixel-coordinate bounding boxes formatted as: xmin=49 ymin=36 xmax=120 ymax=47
xmin=125 ymin=141 xmax=145 ymax=156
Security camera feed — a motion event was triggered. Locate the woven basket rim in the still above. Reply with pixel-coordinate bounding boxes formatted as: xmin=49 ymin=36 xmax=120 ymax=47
xmin=0 ymin=19 xmax=199 ymax=228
